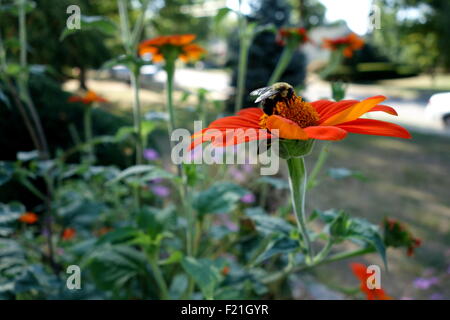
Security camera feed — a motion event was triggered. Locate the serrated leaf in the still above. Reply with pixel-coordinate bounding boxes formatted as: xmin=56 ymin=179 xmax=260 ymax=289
xmin=192 ymin=182 xmax=248 ymax=216
xmin=245 ymin=207 xmax=294 ymax=236
xmin=181 ymin=257 xmax=222 ymax=300
xmin=107 ymin=165 xmax=175 ymax=185
xmin=256 ymin=237 xmax=299 ymax=264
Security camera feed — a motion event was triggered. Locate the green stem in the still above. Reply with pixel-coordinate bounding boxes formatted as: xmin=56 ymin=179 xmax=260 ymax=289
xmin=261 ymin=247 xmax=375 ymax=285
xmin=83 ymin=106 xmax=94 ymax=164
xmin=268 ymin=44 xmax=296 ymax=85
xmin=307 ymin=142 xmax=330 ymax=190
xmin=286 ymin=157 xmax=313 ymax=263
xmin=234 ymin=36 xmax=250 ymax=113
xmin=130 ymin=70 xmax=143 ymax=165
xmin=165 ymin=59 xmax=177 ymax=139
xmin=313 ymin=238 xmax=333 ymax=264
xmin=18 ymin=0 xmax=49 ymax=157
xmin=149 ymin=251 xmax=169 ymax=300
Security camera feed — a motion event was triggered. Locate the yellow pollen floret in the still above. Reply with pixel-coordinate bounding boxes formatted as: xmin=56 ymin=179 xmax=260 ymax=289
xmin=259 ymin=96 xmax=319 ymax=129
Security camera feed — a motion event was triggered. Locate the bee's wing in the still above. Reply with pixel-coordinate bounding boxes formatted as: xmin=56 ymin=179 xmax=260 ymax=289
xmin=250 ymin=86 xmax=278 ymax=103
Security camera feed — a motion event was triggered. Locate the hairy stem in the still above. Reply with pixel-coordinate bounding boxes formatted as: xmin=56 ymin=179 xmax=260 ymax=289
xmin=286 ymin=157 xmax=314 ymax=263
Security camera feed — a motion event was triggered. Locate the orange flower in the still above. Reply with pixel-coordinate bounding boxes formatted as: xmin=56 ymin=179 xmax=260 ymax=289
xmin=222 ymin=266 xmax=230 ymax=276
xmin=19 ymin=212 xmax=38 ymax=224
xmin=383 ymin=218 xmax=421 ymax=257
xmin=62 ymin=228 xmax=76 ymax=241
xmin=351 ymin=263 xmax=392 ymax=300
xmin=68 ymin=90 xmax=107 ymax=105
xmin=190 ymin=92 xmax=410 ymax=149
xmin=277 ymin=27 xmax=309 ymax=46
xmin=139 ymin=34 xmax=206 ymax=63
xmin=323 ymin=33 xmax=364 ymax=58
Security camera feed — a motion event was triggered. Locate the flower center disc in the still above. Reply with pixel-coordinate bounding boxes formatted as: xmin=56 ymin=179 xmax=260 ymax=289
xmin=260 ymin=96 xmax=319 ymax=129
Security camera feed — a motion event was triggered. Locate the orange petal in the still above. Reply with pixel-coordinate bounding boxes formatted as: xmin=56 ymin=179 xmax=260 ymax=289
xmin=304 ymin=126 xmax=347 ymax=140
xmin=321 ymin=96 xmax=386 ymax=126
xmin=351 ymin=263 xmax=367 ymax=282
xmin=337 ymin=118 xmax=411 ymax=139
xmin=369 ymin=105 xmax=398 ymax=116
xmin=314 ymin=99 xmax=359 ymax=123
xmin=265 ymin=115 xmax=308 ymax=140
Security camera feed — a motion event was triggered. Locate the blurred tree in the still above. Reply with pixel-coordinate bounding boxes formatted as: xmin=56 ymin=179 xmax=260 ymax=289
xmin=0 ymin=0 xmax=117 ymax=89
xmin=373 ymin=0 xmax=449 ymax=73
xmin=289 ymin=0 xmax=326 ymax=28
xmin=227 ymin=0 xmax=307 ymax=110
xmin=149 ymin=0 xmax=212 ymax=41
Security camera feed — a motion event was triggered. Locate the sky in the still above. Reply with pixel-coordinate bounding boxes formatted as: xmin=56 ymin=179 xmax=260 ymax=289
xmin=318 ymin=0 xmax=373 ymax=35
xmin=227 ymin=0 xmax=374 ymax=35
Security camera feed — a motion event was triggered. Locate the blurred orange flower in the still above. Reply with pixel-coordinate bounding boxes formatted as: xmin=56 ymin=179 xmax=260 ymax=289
xmin=62 ymin=228 xmax=76 ymax=240
xmin=384 ymin=218 xmax=422 ymax=257
xmin=351 ymin=263 xmax=392 ymax=300
xmin=139 ymin=34 xmax=206 ymax=63
xmin=277 ymin=27 xmax=309 ymax=46
xmin=19 ymin=212 xmax=38 ymax=224
xmin=190 ymin=95 xmax=410 ymax=149
xmin=323 ymin=33 xmax=364 ymax=58
xmin=68 ymin=90 xmax=108 ymax=105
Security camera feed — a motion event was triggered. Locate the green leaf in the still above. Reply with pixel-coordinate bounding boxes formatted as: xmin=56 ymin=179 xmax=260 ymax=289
xmin=0 ymin=90 xmax=11 ymax=109
xmin=101 ymin=54 xmax=151 ymax=70
xmin=60 ymin=15 xmax=117 ymax=41
xmin=327 ymin=167 xmax=367 ymax=181
xmin=257 ymin=176 xmax=289 ymax=190
xmin=115 ymin=126 xmax=135 ymax=142
xmin=141 ymin=121 xmax=156 ymax=140
xmin=245 ymin=207 xmax=294 ymax=236
xmin=0 ymin=162 xmax=14 ymax=187
xmin=137 ymin=205 xmax=175 ymax=238
xmin=107 ymin=165 xmax=175 ymax=185
xmin=169 ymin=274 xmax=188 ymax=299
xmin=214 ymin=8 xmax=232 ymax=26
xmin=181 ymin=257 xmax=222 ymax=300
xmin=97 ymin=227 xmax=140 ymax=245
xmin=256 ymin=237 xmax=299 ymax=264
xmin=0 ymin=202 xmax=25 ymax=224
xmin=17 ymin=150 xmax=39 ymax=162
xmin=87 ymin=245 xmax=147 ymax=291
xmin=192 ymin=182 xmax=248 ymax=216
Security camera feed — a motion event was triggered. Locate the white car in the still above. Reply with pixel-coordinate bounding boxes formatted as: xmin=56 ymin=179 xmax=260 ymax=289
xmin=425 ymin=92 xmax=450 ymax=127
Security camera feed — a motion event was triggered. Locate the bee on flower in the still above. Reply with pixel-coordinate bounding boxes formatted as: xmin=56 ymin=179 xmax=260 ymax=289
xmin=190 ymin=82 xmax=410 ymax=151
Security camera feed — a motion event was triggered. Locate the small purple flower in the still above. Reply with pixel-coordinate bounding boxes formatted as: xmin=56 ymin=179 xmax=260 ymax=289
xmin=214 ymin=214 xmax=238 ymax=232
xmin=447 ymin=265 xmax=450 ymax=275
xmin=143 ymin=148 xmax=160 ymax=161
xmin=430 ymin=293 xmax=444 ymax=300
xmin=242 ymin=163 xmax=254 ymax=173
xmin=413 ymin=277 xmax=439 ymax=290
xmin=229 ymin=167 xmax=245 ymax=182
xmin=151 ymin=185 xmax=170 ymax=197
xmin=241 ymin=193 xmax=256 ymax=204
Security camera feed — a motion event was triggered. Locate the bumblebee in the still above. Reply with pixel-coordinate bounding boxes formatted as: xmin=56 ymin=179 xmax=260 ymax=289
xmin=250 ymin=82 xmax=295 ymax=115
